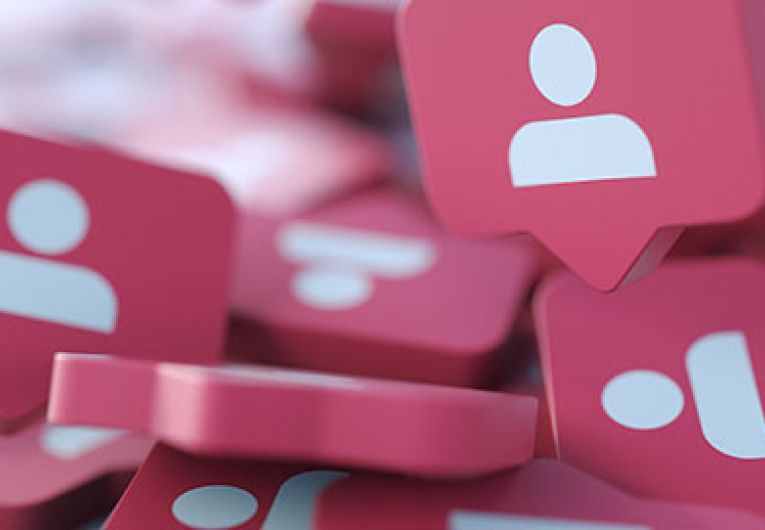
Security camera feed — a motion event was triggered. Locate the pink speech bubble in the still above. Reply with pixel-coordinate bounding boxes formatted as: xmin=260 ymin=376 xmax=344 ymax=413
xmin=399 ymin=0 xmax=765 ymax=290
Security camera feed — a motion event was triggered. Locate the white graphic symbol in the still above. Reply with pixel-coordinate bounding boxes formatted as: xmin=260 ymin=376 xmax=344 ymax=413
xmin=171 ymin=470 xmax=349 ymax=529
xmin=40 ymin=424 xmax=125 ymax=460
xmin=450 ymin=510 xmax=650 ymax=530
xmin=277 ymin=222 xmax=437 ymax=311
xmin=603 ymin=331 xmax=765 ymax=459
xmin=509 ymin=23 xmax=657 ymax=188
xmin=1 ymin=179 xmax=117 ymax=333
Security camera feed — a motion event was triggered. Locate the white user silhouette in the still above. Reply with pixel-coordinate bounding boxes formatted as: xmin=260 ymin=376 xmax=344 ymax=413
xmin=509 ymin=24 xmax=657 ymax=188
xmin=277 ymin=222 xmax=437 ymax=311
xmin=0 ymin=179 xmax=117 ymax=333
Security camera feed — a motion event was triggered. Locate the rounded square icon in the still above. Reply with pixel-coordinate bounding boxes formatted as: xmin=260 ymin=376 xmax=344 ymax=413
xmin=399 ymin=0 xmax=765 ymax=291
xmin=232 ymin=188 xmax=537 ymax=387
xmin=105 ymin=444 xmax=350 ymax=530
xmin=534 ymin=258 xmax=765 ymax=516
xmin=0 ymin=131 xmax=234 ymax=422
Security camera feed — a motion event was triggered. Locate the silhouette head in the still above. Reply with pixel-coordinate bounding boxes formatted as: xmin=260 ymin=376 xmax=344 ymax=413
xmin=530 ymin=23 xmax=597 ymax=107
xmin=7 ymin=179 xmax=90 ymax=256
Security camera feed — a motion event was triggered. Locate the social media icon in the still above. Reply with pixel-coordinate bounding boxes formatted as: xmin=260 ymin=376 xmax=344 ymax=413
xmin=105 ymin=444 xmax=348 ymax=530
xmin=232 ymin=189 xmax=537 ymax=387
xmin=2 ymin=179 xmax=117 ymax=333
xmin=0 ymin=419 xmax=150 ymax=529
xmin=509 ymin=24 xmax=656 ymax=188
xmin=40 ymin=424 xmax=125 ymax=461
xmin=0 ymin=130 xmax=234 ymax=422
xmin=602 ymin=331 xmax=765 ymax=459
xmin=49 ymin=354 xmax=538 ymax=478
xmin=278 ymin=221 xmax=436 ymax=310
xmin=171 ymin=472 xmax=349 ymax=530
xmin=536 ymin=258 xmax=765 ymax=515
xmin=399 ymin=0 xmax=765 ymax=290
xmin=313 ymin=460 xmax=765 ymax=530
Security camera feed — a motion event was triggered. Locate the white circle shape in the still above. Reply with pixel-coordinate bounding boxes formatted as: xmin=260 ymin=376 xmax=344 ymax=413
xmin=8 ymin=179 xmax=90 ymax=255
xmin=172 ymin=485 xmax=258 ymax=529
xmin=529 ymin=23 xmax=597 ymax=107
xmin=293 ymin=265 xmax=374 ymax=310
xmin=602 ymin=370 xmax=685 ymax=430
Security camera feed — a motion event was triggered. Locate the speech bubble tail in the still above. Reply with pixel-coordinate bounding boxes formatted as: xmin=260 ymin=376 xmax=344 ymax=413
xmin=534 ymin=226 xmax=684 ymax=292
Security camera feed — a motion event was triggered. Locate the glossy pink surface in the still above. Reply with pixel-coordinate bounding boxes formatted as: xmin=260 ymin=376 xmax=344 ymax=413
xmin=233 ymin=188 xmax=537 ymax=386
xmin=317 ymin=459 xmax=765 ymax=529
xmin=0 ymin=419 xmax=150 ymax=529
xmin=537 ymin=258 xmax=765 ymax=515
xmin=400 ymin=0 xmax=765 ymax=291
xmin=49 ymin=354 xmax=538 ymax=478
xmin=108 ymin=446 xmax=765 ymax=530
xmin=106 ymin=444 xmax=346 ymax=530
xmin=0 ymin=130 xmax=233 ymax=421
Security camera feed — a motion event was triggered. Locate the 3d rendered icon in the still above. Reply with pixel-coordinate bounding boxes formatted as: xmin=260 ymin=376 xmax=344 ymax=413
xmin=2 ymin=179 xmax=116 ymax=333
xmin=0 ymin=130 xmax=234 ymax=423
xmin=399 ymin=0 xmax=765 ymax=290
xmin=232 ymin=188 xmax=537 ymax=386
xmin=104 ymin=444 xmax=350 ymax=530
xmin=106 ymin=450 xmax=765 ymax=530
xmin=48 ymin=354 xmax=538 ymax=478
xmin=508 ymin=24 xmax=656 ymax=188
xmin=535 ymin=258 xmax=765 ymax=516
xmin=313 ymin=460 xmax=765 ymax=530
xmin=0 ymin=419 xmax=150 ymax=529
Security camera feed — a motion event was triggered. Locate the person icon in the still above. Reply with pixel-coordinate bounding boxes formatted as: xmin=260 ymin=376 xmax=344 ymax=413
xmin=277 ymin=221 xmax=437 ymax=311
xmin=0 ymin=179 xmax=118 ymax=333
xmin=509 ymin=23 xmax=657 ymax=188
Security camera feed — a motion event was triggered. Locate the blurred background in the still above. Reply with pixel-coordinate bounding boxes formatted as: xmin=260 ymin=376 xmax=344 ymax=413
xmin=2 ymin=2 xmax=764 ymax=527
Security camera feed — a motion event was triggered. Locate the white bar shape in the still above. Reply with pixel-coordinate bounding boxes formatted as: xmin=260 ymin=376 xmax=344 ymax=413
xmin=508 ymin=114 xmax=657 ymax=188
xmin=686 ymin=331 xmax=765 ymax=459
xmin=261 ymin=470 xmax=350 ymax=530
xmin=278 ymin=222 xmax=437 ymax=278
xmin=449 ymin=511 xmax=651 ymax=530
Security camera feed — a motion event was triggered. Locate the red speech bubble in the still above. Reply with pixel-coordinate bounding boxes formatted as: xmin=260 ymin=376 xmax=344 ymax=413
xmin=399 ymin=0 xmax=765 ymax=290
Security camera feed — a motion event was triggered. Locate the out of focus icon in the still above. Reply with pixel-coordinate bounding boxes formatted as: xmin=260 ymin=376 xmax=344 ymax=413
xmin=509 ymin=24 xmax=656 ymax=188
xmin=1 ymin=179 xmax=117 ymax=333
xmin=171 ymin=471 xmax=348 ymax=530
xmin=450 ymin=511 xmax=650 ymax=530
xmin=277 ymin=221 xmax=437 ymax=310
